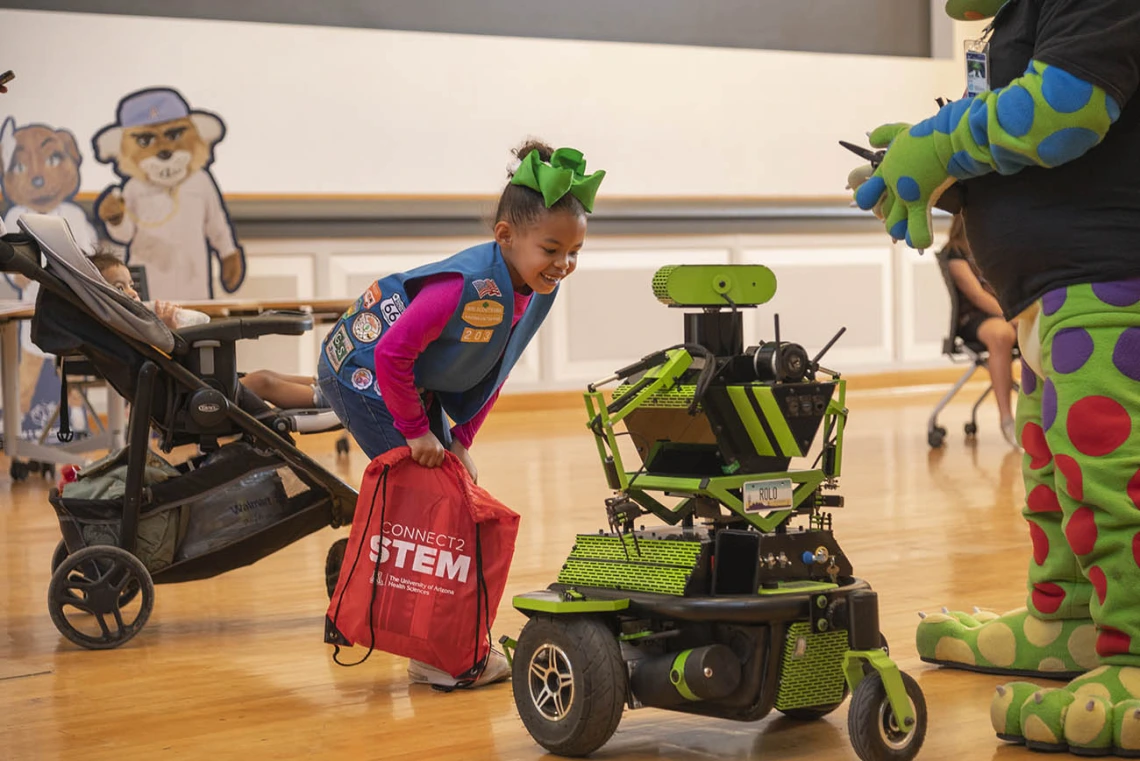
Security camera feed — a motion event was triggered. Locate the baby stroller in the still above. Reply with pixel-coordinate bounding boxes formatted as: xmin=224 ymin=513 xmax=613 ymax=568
xmin=0 ymin=214 xmax=358 ymax=650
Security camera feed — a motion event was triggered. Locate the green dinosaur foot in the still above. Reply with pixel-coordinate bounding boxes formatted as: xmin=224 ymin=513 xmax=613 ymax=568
xmin=916 ymin=607 xmax=1097 ymax=679
xmin=992 ymin=666 xmax=1140 ymax=755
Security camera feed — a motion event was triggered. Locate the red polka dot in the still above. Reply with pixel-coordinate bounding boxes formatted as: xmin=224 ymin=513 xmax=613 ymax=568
xmin=1067 ymin=396 xmax=1132 ymax=457
xmin=1022 ymin=422 xmax=1052 ymax=470
xmin=1032 ymin=582 xmax=1066 ymax=615
xmin=1028 ymin=521 xmax=1050 ymax=565
xmin=1027 ymin=485 xmax=1062 ymax=513
xmin=1096 ymin=627 xmax=1132 ymax=658
xmin=1130 ymin=469 xmax=1140 ymax=510
xmin=1065 ymin=508 xmax=1098 ymax=556
xmin=1089 ymin=566 xmax=1108 ymax=604
xmin=1054 ymin=454 xmax=1083 ymax=501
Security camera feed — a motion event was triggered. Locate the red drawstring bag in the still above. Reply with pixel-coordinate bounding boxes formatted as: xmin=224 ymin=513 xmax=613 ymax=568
xmin=325 ymin=447 xmax=520 ymax=683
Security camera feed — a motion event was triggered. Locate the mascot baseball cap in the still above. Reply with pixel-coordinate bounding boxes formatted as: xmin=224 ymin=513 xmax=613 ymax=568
xmin=118 ymin=88 xmax=191 ymax=128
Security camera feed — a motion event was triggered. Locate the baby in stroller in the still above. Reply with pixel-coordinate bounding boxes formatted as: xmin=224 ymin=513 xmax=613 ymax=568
xmin=1 ymin=213 xmax=357 ymax=650
xmin=90 ymin=250 xmax=326 ymax=413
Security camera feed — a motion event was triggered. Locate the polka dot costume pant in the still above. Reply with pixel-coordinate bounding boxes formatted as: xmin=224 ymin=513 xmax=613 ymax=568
xmin=1019 ymin=278 xmax=1140 ymax=665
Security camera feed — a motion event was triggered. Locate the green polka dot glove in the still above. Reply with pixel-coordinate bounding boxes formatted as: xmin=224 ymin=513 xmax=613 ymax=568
xmin=854 ymin=61 xmax=1120 ymax=250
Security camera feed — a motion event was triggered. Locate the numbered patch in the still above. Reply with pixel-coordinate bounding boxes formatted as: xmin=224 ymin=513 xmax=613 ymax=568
xmin=352 ymin=312 xmax=382 ymax=343
xmin=362 ymin=282 xmax=383 ymax=309
xmin=324 ymin=323 xmax=353 ymax=372
xmin=351 ymin=367 xmax=374 ymax=390
xmin=462 ymin=300 xmax=504 ymax=329
xmin=473 ymin=278 xmax=501 ymax=298
xmin=460 ymin=327 xmax=494 ymax=343
xmin=380 ymin=293 xmax=406 ymax=326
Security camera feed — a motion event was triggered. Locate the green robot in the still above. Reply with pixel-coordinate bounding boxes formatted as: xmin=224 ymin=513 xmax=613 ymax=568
xmin=503 ymin=265 xmax=927 ymax=761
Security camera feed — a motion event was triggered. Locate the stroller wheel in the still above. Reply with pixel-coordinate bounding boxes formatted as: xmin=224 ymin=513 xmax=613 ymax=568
xmin=326 ymin=537 xmax=349 ymax=599
xmin=47 ymin=545 xmax=155 ymax=650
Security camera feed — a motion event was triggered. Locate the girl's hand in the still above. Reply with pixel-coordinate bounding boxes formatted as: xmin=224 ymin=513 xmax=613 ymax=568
xmin=407 ymin=432 xmax=445 ymax=467
xmin=449 ymin=439 xmax=478 ymax=484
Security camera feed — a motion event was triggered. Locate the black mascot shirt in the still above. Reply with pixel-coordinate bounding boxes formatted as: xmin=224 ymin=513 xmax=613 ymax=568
xmin=961 ymin=0 xmax=1140 ymax=318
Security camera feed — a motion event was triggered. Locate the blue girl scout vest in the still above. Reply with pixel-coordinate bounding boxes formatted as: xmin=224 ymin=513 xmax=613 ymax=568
xmin=320 ymin=242 xmax=555 ymax=424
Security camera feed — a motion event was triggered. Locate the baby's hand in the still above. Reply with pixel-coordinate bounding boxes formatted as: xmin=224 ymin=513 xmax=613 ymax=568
xmin=154 ymin=300 xmax=178 ymax=329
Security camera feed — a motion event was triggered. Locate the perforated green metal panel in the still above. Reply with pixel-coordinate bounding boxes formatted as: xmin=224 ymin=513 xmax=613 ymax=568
xmin=556 ymin=534 xmax=704 ymax=596
xmin=613 ymin=383 xmax=698 ymax=409
xmin=774 ymin=622 xmax=849 ymax=710
xmin=652 ymin=265 xmax=679 ymax=304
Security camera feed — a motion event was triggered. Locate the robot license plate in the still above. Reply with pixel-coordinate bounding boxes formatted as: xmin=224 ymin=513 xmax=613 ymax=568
xmin=743 ymin=478 xmax=793 ymax=514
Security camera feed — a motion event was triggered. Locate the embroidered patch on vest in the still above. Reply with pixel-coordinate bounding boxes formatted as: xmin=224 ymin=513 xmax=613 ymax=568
xmin=351 ymin=367 xmax=374 ymax=390
xmin=362 ymin=283 xmax=383 ymax=309
xmin=379 ymin=293 xmax=406 ymax=326
xmin=352 ymin=312 xmax=381 ymax=343
xmin=325 ymin=323 xmax=353 ymax=372
xmin=461 ymin=327 xmax=494 ymax=343
xmin=342 ymin=297 xmax=362 ymax=321
xmin=473 ymin=278 xmax=501 ymax=298
xmin=461 ymin=300 xmax=505 ymax=328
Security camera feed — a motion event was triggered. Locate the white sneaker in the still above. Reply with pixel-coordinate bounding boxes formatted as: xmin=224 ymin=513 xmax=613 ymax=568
xmin=408 ymin=648 xmax=511 ymax=690
xmin=1001 ymin=417 xmax=1020 ymax=449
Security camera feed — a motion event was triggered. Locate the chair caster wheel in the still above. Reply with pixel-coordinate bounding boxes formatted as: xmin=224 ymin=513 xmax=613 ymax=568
xmin=335 ymin=436 xmax=349 ymax=456
xmin=964 ymin=422 xmax=977 ymax=437
xmin=928 ymin=427 xmax=946 ymax=448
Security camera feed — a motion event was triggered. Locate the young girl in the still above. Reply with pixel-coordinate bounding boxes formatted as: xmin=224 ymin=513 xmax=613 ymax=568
xmin=93 ymin=252 xmax=324 ymax=410
xmin=317 ymin=140 xmax=604 ymax=688
xmin=939 ymin=213 xmax=1019 ymax=447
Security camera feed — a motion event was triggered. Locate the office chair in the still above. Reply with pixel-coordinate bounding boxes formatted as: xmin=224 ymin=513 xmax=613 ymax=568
xmin=927 ymin=250 xmax=1019 ymax=448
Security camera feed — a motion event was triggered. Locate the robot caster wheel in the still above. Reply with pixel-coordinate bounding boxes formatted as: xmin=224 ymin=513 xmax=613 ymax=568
xmin=848 ymin=671 xmax=927 ymax=761
xmin=512 ymin=616 xmax=626 ymax=757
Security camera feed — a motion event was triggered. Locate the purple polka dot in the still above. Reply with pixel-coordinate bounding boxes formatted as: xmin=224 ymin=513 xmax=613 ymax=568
xmin=1043 ymin=379 xmax=1057 ymax=431
xmin=1021 ymin=360 xmax=1038 ymax=395
xmin=1114 ymin=327 xmax=1140 ymax=381
xmin=1042 ymin=288 xmax=1067 ymax=316
xmin=1092 ymin=279 xmax=1140 ymax=308
xmin=1052 ymin=327 xmax=1094 ymax=374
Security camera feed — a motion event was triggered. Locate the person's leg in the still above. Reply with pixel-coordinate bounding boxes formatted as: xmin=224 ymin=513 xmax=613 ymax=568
xmin=990 ymin=279 xmax=1140 ymax=754
xmin=977 ymin=316 xmax=1018 ymax=438
xmin=241 ymin=370 xmax=319 ymax=409
xmin=315 ymin=364 xmax=404 ymax=459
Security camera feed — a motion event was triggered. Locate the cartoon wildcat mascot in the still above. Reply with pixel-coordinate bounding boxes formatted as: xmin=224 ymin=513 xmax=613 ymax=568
xmin=0 ymin=116 xmax=99 ymax=424
xmin=93 ymin=87 xmax=245 ymax=300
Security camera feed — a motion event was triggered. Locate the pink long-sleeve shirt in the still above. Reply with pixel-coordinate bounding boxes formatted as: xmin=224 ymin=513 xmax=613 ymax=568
xmin=373 ymin=272 xmax=532 ymax=449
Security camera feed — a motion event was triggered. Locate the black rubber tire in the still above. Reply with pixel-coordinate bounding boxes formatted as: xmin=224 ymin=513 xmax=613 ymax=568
xmin=47 ymin=545 xmax=154 ymax=650
xmin=847 ymin=671 xmax=927 ymax=761
xmin=512 ymin=616 xmax=627 ymax=757
xmin=325 ymin=537 xmax=349 ymax=599
xmin=50 ymin=539 xmax=69 ymax=575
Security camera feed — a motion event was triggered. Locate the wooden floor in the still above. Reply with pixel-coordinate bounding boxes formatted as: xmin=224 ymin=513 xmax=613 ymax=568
xmin=0 ymin=384 xmax=1048 ymax=761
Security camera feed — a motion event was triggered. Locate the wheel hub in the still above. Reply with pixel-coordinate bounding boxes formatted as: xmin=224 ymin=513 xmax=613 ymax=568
xmin=528 ymin=643 xmax=575 ymax=722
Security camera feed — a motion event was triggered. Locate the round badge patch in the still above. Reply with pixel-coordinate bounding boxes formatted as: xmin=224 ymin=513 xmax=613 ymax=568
xmin=351 ymin=368 xmax=374 ymax=390
xmin=352 ymin=312 xmax=382 ymax=343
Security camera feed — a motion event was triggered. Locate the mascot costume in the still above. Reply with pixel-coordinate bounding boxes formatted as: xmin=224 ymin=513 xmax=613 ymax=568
xmin=849 ymin=0 xmax=1140 ymax=753
xmin=93 ymin=87 xmax=245 ymax=300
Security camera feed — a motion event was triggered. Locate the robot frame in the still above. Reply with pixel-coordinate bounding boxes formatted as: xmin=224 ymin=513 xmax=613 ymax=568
xmin=501 ymin=264 xmax=928 ymax=761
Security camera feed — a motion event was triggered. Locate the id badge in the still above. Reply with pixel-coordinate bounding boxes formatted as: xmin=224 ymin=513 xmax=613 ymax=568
xmin=964 ymin=39 xmax=990 ymax=97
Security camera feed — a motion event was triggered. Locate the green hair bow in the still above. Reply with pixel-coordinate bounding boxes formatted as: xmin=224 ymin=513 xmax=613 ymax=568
xmin=944 ymin=0 xmax=1007 ymax=20
xmin=510 ymin=147 xmax=606 ymax=213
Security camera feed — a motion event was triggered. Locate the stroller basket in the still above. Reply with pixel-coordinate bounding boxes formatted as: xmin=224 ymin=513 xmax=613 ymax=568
xmin=51 ymin=441 xmax=336 ymax=584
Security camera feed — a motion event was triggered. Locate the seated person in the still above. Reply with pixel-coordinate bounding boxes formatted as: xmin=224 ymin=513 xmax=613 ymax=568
xmin=92 ymin=252 xmax=324 ymax=411
xmin=940 ymin=214 xmax=1019 ymax=448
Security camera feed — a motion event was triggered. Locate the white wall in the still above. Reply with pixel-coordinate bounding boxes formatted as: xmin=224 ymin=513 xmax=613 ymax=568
xmin=0 ymin=8 xmax=975 ymax=198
